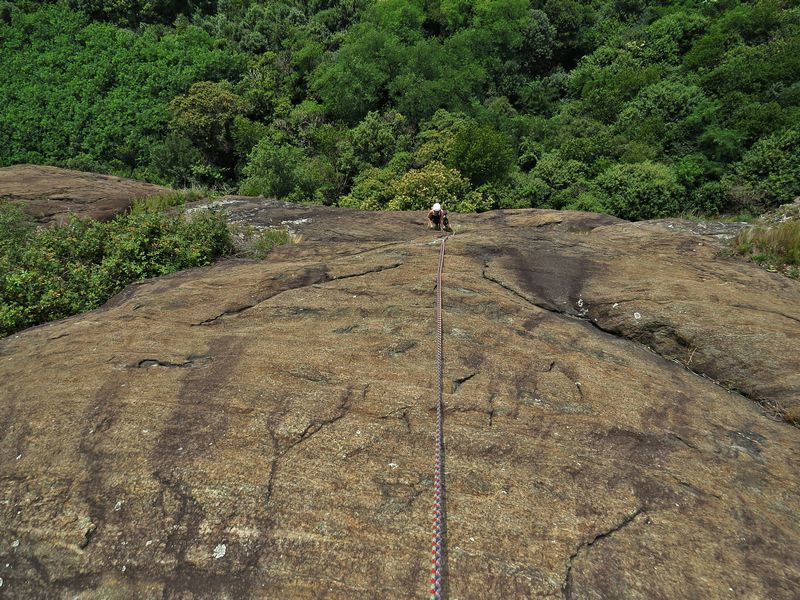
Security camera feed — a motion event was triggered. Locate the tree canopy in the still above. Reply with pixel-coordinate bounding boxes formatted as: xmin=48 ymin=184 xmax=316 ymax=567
xmin=2 ymin=0 xmax=799 ymax=218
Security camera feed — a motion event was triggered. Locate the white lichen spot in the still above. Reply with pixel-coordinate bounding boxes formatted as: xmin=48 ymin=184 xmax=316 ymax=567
xmin=114 ymin=501 xmax=123 ymax=512
xmin=15 ymin=455 xmax=21 ymax=460
xmin=0 ymin=576 xmax=3 ymax=588
xmin=213 ymin=544 xmax=227 ymax=559
xmin=145 ymin=540 xmax=153 ymax=547
xmin=633 ymin=312 xmax=642 ymax=320
xmin=121 ymin=565 xmax=126 ymax=573
xmin=388 ymin=462 xmax=399 ymax=469
xmin=11 ymin=540 xmax=19 ymax=549
xmin=612 ymin=303 xmax=619 ymax=308
xmin=576 ymin=298 xmax=584 ymax=308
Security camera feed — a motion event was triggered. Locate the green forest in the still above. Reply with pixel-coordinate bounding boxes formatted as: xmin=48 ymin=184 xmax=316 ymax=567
xmin=2 ymin=0 xmax=799 ymax=219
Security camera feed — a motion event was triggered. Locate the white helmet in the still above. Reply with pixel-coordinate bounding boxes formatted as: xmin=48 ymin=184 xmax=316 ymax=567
xmin=432 ymin=203 xmax=441 ymax=212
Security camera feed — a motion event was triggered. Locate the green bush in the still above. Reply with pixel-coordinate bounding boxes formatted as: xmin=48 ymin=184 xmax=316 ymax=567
xmin=4 ymin=0 xmax=800 ymax=219
xmin=728 ymin=128 xmax=800 ymax=209
xmin=149 ymin=134 xmax=205 ymax=187
xmin=593 ymin=161 xmax=685 ymax=220
xmin=168 ymin=81 xmax=253 ymax=174
xmin=503 ymin=172 xmax=554 ymax=208
xmin=250 ymin=229 xmax=291 ymax=259
xmin=240 ymin=134 xmax=307 ymax=198
xmin=448 ymin=123 xmax=514 ymax=186
xmin=564 ymin=192 xmax=607 ymax=214
xmin=387 ymin=161 xmax=470 ymax=211
xmin=338 ymin=167 xmax=399 ymax=210
xmin=413 ymin=110 xmax=471 ymax=167
xmin=337 ymin=111 xmax=412 ymax=177
xmin=529 ymin=152 xmax=591 ymax=208
xmin=0 ymin=201 xmax=233 ymax=337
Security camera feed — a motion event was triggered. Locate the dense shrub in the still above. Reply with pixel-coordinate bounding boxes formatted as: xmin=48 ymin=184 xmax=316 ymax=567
xmin=168 ymin=81 xmax=253 ymax=175
xmin=387 ymin=162 xmax=471 ymax=211
xmin=239 ymin=134 xmax=307 ymax=198
xmin=449 ymin=124 xmax=514 ymax=187
xmin=727 ymin=128 xmax=800 ymax=209
xmin=0 ymin=202 xmax=233 ymax=337
xmin=337 ymin=111 xmax=413 ymax=177
xmin=338 ymin=167 xmax=399 ymax=210
xmin=593 ymin=162 xmax=685 ymax=220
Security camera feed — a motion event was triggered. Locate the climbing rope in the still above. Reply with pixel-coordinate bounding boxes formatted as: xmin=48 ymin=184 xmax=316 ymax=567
xmin=430 ymin=234 xmax=449 ymax=600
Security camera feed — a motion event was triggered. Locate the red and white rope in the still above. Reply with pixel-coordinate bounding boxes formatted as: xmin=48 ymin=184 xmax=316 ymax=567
xmin=430 ymin=234 xmax=449 ymax=600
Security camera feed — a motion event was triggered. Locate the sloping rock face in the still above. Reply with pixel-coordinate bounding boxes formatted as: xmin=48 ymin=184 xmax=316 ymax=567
xmin=0 ymin=165 xmax=170 ymax=224
xmin=1 ymin=201 xmax=799 ymax=599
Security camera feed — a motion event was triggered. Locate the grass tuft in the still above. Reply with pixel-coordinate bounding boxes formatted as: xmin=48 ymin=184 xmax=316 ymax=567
xmin=734 ymin=220 xmax=800 ymax=277
xmin=130 ymin=188 xmax=208 ymax=214
xmin=230 ymin=224 xmax=293 ymax=259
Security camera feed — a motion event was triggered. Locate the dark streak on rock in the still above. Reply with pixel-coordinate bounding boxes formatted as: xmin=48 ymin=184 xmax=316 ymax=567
xmin=192 ymin=266 xmax=330 ymax=326
xmin=194 ymin=304 xmax=268 ymax=326
xmin=77 ymin=378 xmax=126 ymax=553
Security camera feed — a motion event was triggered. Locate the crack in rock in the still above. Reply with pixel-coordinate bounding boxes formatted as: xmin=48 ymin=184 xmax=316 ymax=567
xmin=452 ymin=372 xmax=477 ymax=394
xmin=667 ymin=432 xmax=700 ymax=452
xmin=730 ymin=303 xmax=800 ymax=326
xmin=379 ymin=405 xmax=413 ymax=433
xmin=668 ymin=474 xmax=723 ymax=501
xmin=193 ymin=262 xmax=402 ymax=326
xmin=482 ymin=267 xmax=789 ymax=427
xmin=562 ymin=507 xmax=644 ymax=600
xmin=129 ymin=357 xmax=210 ymax=369
xmin=330 ymin=262 xmax=403 ymax=281
xmin=265 ymin=386 xmax=362 ymax=508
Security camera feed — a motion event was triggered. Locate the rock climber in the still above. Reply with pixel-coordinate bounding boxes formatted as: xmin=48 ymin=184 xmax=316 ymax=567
xmin=427 ymin=202 xmax=450 ymax=231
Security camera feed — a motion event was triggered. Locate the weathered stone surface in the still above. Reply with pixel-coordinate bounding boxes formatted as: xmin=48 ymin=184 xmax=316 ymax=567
xmin=1 ymin=199 xmax=799 ymax=599
xmin=0 ymin=165 xmax=170 ymax=224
